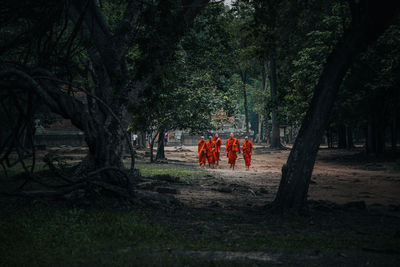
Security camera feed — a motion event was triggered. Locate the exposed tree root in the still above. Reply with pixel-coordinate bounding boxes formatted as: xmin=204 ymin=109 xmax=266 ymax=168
xmin=1 ymin=167 xmax=183 ymax=208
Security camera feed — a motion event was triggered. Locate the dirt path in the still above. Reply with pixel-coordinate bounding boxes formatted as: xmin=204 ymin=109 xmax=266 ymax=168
xmin=159 ymin=145 xmax=400 ymax=209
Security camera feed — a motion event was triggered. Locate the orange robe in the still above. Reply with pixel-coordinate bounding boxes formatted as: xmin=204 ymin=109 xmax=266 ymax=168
xmin=242 ymin=140 xmax=253 ymax=166
xmin=206 ymin=140 xmax=216 ymax=164
xmin=198 ymin=140 xmax=206 ymax=166
xmin=226 ymin=137 xmax=240 ymax=165
xmin=213 ymin=137 xmax=222 ymax=162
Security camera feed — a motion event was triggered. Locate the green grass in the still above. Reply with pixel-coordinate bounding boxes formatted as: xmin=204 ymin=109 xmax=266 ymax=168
xmin=2 ymin=161 xmax=202 ymax=178
xmin=134 ymin=162 xmax=205 ymax=179
xmin=1 ymin=204 xmax=399 ymax=266
xmin=0 ymin=206 xmax=257 ymax=266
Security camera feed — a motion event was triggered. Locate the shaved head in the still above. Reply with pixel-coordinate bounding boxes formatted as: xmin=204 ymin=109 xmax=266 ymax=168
xmin=230 ymin=133 xmax=234 ymax=138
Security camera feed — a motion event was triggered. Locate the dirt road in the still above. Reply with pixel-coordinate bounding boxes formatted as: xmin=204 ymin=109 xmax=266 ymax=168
xmin=158 ymin=145 xmax=400 ymax=208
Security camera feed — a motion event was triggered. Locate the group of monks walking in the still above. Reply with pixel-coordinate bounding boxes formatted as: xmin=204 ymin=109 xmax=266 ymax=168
xmin=198 ymin=133 xmax=253 ymax=170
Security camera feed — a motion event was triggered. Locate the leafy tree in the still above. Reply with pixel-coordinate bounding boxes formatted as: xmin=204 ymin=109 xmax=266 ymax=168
xmin=283 ymin=1 xmax=349 ymax=146
xmin=0 ymin=0 xmax=211 ymax=196
xmin=130 ymin=2 xmax=236 ymax=161
xmin=272 ymin=0 xmax=400 ymax=213
xmin=340 ymin=21 xmax=400 ymax=154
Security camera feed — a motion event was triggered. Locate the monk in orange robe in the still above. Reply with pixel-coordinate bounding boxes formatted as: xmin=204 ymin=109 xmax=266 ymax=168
xmin=206 ymin=136 xmax=216 ymax=168
xmin=198 ymin=136 xmax=206 ymax=168
xmin=242 ymin=136 xmax=253 ymax=170
xmin=225 ymin=132 xmax=240 ymax=170
xmin=213 ymin=133 xmax=222 ymax=166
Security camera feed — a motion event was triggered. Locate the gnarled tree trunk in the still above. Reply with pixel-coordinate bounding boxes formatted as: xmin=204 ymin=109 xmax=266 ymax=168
xmin=66 ymin=0 xmax=209 ymax=172
xmin=85 ymin=119 xmax=126 ymax=169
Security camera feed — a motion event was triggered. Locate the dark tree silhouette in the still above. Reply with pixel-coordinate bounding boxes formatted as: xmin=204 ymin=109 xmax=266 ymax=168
xmin=272 ymin=0 xmax=400 ymax=213
xmin=0 ymin=0 xmax=209 ymax=198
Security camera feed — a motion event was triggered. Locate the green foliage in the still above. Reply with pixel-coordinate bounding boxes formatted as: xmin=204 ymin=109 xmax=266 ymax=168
xmin=130 ymin=3 xmax=237 ymax=134
xmin=281 ymin=1 xmax=349 ymax=125
xmin=102 ymin=1 xmax=128 ymax=34
xmin=183 ymin=3 xmax=235 ymax=83
xmin=334 ymin=20 xmax=400 ymax=129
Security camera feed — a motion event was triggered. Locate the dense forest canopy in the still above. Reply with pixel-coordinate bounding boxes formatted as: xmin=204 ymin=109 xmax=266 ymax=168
xmin=0 ymin=0 xmax=399 ymax=212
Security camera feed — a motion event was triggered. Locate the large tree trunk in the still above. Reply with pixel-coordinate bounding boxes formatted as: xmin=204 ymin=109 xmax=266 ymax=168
xmin=272 ymin=1 xmax=400 ymax=213
xmin=156 ymin=130 xmax=166 ymax=160
xmin=366 ymin=113 xmax=385 ymax=155
xmin=149 ymin=132 xmax=157 ymax=163
xmin=346 ymin=126 xmax=354 ymax=149
xmin=392 ymin=117 xmax=398 ymax=151
xmin=0 ymin=0 xmax=211 ymax=201
xmin=258 ymin=114 xmax=263 ymax=143
xmin=268 ymin=55 xmax=281 ymax=149
xmin=366 ymin=116 xmax=376 ymax=154
xmin=66 ymin=0 xmax=209 ymax=173
xmin=261 ymin=59 xmax=268 ymax=143
xmin=241 ymin=71 xmax=250 ymax=136
xmin=326 ymin=128 xmax=334 ymax=148
xmin=337 ymin=124 xmax=347 ymax=148
xmin=392 ymin=87 xmax=399 ymax=151
xmin=85 ymin=125 xmax=125 ymax=169
xmin=264 ymin=122 xmax=271 ymax=144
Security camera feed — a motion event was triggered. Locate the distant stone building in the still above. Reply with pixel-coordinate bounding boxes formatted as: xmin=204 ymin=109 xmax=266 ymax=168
xmin=35 ymin=117 xmax=85 ymax=148
xmin=34 ymin=90 xmax=86 ymax=147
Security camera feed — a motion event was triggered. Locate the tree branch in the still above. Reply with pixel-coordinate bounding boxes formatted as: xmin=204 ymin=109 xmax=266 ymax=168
xmin=0 ymin=68 xmax=89 ymax=131
xmin=68 ymin=0 xmax=122 ymax=85
xmin=114 ymin=0 xmax=144 ymax=58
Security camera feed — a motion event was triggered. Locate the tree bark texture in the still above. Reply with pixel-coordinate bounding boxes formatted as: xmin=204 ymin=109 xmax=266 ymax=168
xmin=260 ymin=59 xmax=268 ymax=142
xmin=149 ymin=132 xmax=157 ymax=163
xmin=258 ymin=114 xmax=263 ymax=143
xmin=156 ymin=130 xmax=166 ymax=160
xmin=268 ymin=55 xmax=281 ymax=148
xmin=241 ymin=71 xmax=250 ymax=137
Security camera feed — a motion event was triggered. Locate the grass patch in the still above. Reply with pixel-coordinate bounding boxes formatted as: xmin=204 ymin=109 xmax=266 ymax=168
xmin=134 ymin=163 xmax=205 ymax=179
xmin=0 ymin=204 xmax=399 ymax=266
xmin=0 ymin=205 xmax=259 ymax=266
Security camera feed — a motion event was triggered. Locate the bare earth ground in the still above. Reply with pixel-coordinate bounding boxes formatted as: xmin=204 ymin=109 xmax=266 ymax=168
xmin=1 ymin=145 xmax=400 ymax=266
xmin=151 ymin=145 xmax=400 ymax=210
